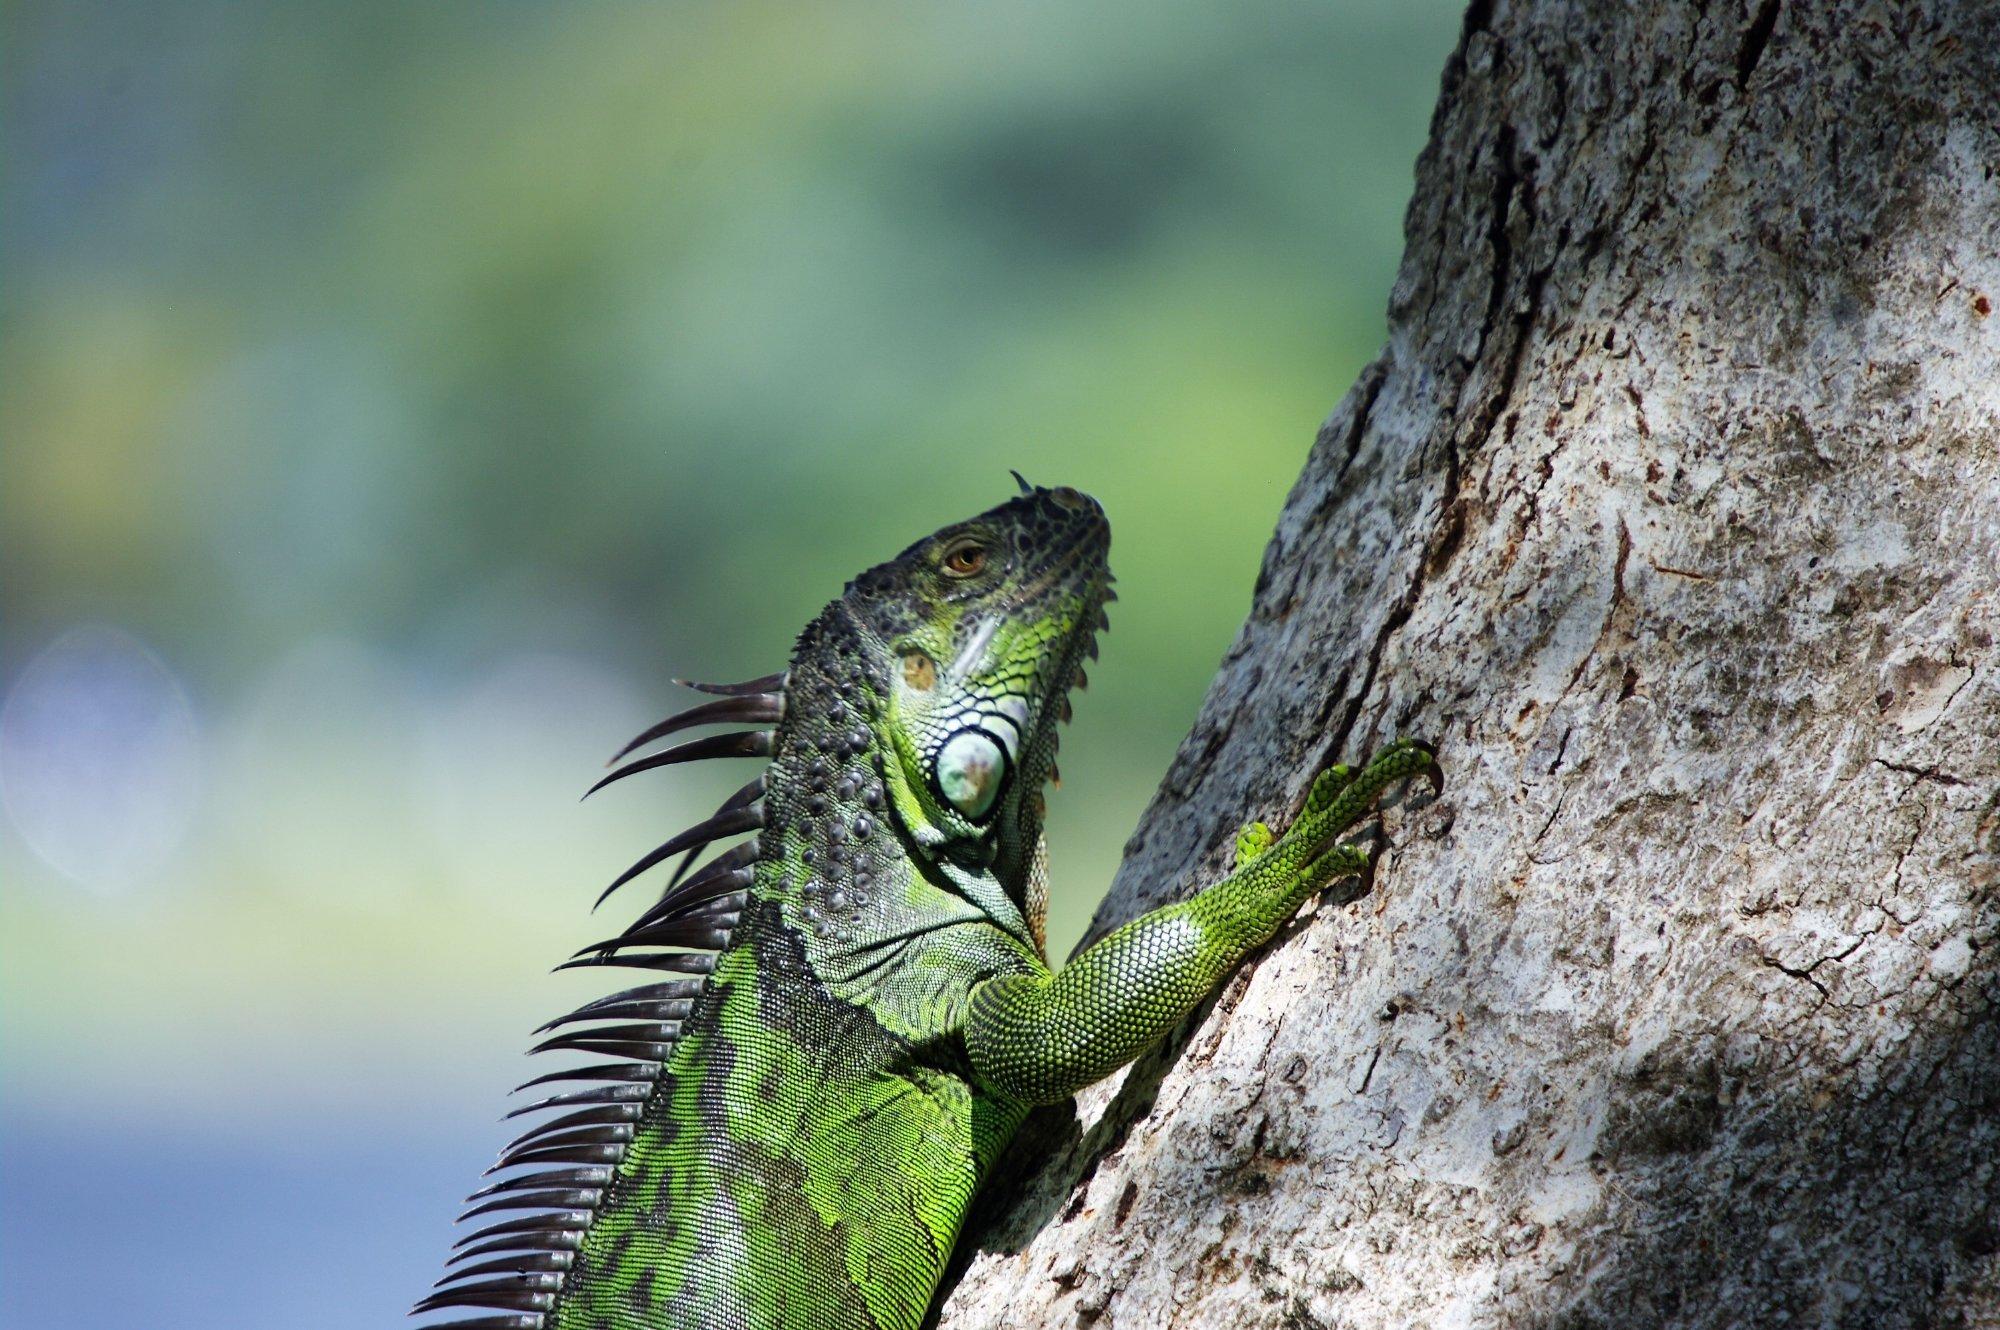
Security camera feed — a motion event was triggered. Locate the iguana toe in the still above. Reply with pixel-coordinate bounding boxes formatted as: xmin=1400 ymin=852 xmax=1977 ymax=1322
xmin=1233 ymin=819 xmax=1276 ymax=870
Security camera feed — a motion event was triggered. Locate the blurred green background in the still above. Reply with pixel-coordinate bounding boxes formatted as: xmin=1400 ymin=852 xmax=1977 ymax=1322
xmin=1 ymin=2 xmax=1458 ymax=1324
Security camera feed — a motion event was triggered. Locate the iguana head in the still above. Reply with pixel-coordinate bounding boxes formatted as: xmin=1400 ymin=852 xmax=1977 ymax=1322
xmin=843 ymin=481 xmax=1112 ymax=861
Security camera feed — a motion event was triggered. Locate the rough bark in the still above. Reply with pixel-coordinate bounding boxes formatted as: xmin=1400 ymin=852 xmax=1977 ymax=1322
xmin=939 ymin=2 xmax=2000 ymax=1326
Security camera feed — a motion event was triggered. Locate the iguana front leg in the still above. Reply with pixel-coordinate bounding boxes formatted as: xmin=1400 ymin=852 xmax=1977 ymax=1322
xmin=965 ymin=740 xmax=1438 ymax=1104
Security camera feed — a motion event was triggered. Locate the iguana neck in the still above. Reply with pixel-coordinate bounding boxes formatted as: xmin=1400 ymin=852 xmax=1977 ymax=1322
xmin=767 ymin=604 xmax=1038 ymax=1018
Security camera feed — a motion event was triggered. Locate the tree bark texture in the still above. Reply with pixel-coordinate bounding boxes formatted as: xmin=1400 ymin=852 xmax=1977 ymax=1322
xmin=939 ymin=2 xmax=2000 ymax=1326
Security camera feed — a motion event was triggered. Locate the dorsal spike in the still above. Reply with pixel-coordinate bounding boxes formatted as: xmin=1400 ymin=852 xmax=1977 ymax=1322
xmin=552 ymin=950 xmax=717 ymax=976
xmin=414 ymin=1314 xmax=546 ymax=1329
xmin=466 ymin=1167 xmax=615 ymax=1201
xmin=456 ymin=1189 xmax=604 ymax=1224
xmin=529 ymin=981 xmax=704 ymax=1036
xmin=581 ymin=978 xmax=707 ymax=1007
xmin=673 ymin=672 xmax=786 ymax=697
xmin=484 ymin=1141 xmax=630 ymax=1174
xmin=625 ymin=890 xmax=746 ymax=938
xmin=592 ymin=803 xmax=762 ymax=909
xmin=490 ymin=1120 xmax=632 ymax=1176
xmin=530 ymin=997 xmax=694 ymax=1036
xmin=411 ymin=1276 xmax=561 ymax=1315
xmin=583 ymin=730 xmax=773 ymax=799
xmin=510 ymin=1063 xmax=659 ymax=1095
xmin=433 ymin=1251 xmax=576 ymax=1288
xmin=579 ymin=917 xmax=733 ymax=955
xmin=520 ymin=1037 xmax=677 ymax=1065
xmin=500 ymin=1103 xmax=644 ymax=1154
xmin=453 ymin=1213 xmax=594 ymax=1250
xmin=716 ymin=772 xmax=769 ymax=813
xmin=661 ymin=772 xmax=769 ymax=891
xmin=603 ymin=899 xmax=746 ymax=956
xmin=607 ymin=694 xmax=785 ymax=766
xmin=529 ymin=1023 xmax=682 ymax=1056
xmin=445 ymin=1230 xmax=584 ymax=1265
xmin=636 ymin=845 xmax=758 ymax=930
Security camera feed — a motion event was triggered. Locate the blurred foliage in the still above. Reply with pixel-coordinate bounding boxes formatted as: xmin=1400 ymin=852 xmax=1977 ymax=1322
xmin=2 ymin=0 xmax=1459 ymax=1132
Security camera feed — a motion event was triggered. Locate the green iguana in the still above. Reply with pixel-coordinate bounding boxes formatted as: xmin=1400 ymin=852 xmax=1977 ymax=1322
xmin=414 ymin=480 xmax=1436 ymax=1330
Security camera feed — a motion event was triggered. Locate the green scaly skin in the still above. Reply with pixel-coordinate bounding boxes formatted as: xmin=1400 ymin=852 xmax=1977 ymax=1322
xmin=415 ymin=483 xmax=1437 ymax=1330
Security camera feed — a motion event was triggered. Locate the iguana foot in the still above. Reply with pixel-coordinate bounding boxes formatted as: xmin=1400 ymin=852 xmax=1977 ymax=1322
xmin=1296 ymin=737 xmax=1439 ymax=845
xmin=1236 ymin=812 xmax=1377 ymax=892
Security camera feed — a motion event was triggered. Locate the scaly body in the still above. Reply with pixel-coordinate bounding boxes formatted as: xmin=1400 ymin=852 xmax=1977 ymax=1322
xmin=415 ymin=483 xmax=1435 ymax=1330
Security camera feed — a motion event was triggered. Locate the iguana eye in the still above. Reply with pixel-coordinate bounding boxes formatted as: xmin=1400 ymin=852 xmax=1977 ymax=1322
xmin=901 ymin=651 xmax=937 ymax=691
xmin=940 ymin=540 xmax=988 ymax=579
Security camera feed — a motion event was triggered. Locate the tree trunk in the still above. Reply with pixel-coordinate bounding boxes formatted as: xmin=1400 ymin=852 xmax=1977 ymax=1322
xmin=938 ymin=2 xmax=2000 ymax=1326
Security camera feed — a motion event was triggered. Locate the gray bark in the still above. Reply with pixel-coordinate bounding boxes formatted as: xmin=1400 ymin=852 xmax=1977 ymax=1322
xmin=939 ymin=2 xmax=2000 ymax=1326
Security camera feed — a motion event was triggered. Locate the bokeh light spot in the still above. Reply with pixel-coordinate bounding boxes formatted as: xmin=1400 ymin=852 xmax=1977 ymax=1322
xmin=0 ymin=624 xmax=201 ymax=895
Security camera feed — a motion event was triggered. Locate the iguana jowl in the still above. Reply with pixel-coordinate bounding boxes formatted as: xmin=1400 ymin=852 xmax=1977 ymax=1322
xmin=415 ymin=482 xmax=1436 ymax=1330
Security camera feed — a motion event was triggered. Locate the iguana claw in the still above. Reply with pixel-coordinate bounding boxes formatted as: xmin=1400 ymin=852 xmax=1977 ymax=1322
xmin=1294 ymin=737 xmax=1440 ymax=845
xmin=1404 ymin=737 xmax=1444 ymax=795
